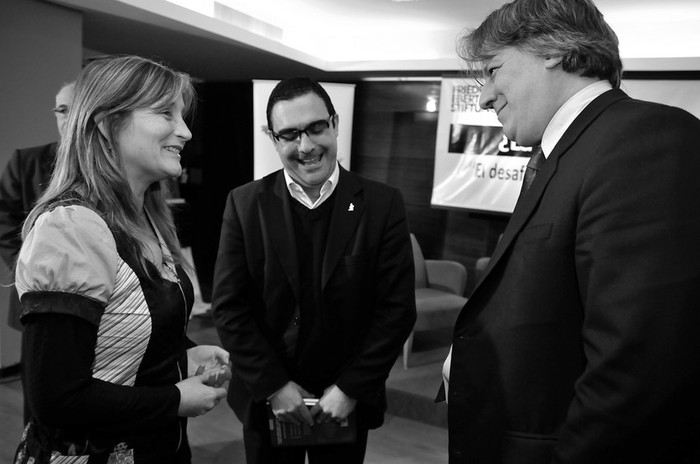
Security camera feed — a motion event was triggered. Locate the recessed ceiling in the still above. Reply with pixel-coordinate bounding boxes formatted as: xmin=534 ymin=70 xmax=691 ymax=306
xmin=46 ymin=0 xmax=700 ymax=81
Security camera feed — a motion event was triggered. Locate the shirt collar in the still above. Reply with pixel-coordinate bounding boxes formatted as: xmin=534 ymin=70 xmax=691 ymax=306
xmin=541 ymin=80 xmax=612 ymax=158
xmin=284 ymin=162 xmax=340 ymax=209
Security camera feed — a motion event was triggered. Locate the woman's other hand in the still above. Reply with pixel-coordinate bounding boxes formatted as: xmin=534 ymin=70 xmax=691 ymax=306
xmin=186 ymin=345 xmax=230 ymax=377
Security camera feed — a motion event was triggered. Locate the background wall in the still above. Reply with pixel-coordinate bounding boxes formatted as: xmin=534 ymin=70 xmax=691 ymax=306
xmin=351 ymin=80 xmax=508 ymax=295
xmin=178 ymin=82 xmax=255 ymax=300
xmin=0 ymin=0 xmax=83 ymax=368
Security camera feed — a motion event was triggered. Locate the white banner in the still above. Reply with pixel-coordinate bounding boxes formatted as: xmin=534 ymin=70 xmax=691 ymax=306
xmin=621 ymin=80 xmax=700 ymax=120
xmin=431 ymin=77 xmax=533 ymax=214
xmin=431 ymin=78 xmax=700 ymax=214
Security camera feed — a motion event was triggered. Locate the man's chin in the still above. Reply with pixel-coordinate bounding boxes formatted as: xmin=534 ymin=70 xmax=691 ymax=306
xmin=298 ymin=160 xmax=329 ymax=176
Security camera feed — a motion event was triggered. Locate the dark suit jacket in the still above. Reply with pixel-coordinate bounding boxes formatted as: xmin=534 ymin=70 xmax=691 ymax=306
xmin=0 ymin=142 xmax=55 ymax=330
xmin=212 ymin=166 xmax=416 ymax=429
xmin=447 ymin=89 xmax=700 ymax=463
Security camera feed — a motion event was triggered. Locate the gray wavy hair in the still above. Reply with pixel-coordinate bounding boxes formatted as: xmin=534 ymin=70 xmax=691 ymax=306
xmin=458 ymin=0 xmax=622 ymax=88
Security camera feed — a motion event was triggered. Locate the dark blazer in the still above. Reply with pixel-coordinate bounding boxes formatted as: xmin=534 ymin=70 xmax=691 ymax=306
xmin=0 ymin=142 xmax=55 ymax=330
xmin=212 ymin=166 xmax=416 ymax=429
xmin=446 ymin=89 xmax=700 ymax=463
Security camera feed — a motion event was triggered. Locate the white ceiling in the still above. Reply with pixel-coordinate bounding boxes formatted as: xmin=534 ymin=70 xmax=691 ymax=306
xmin=46 ymin=0 xmax=700 ymax=81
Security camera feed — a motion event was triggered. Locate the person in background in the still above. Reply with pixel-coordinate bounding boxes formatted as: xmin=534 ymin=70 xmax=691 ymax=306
xmin=212 ymin=77 xmax=416 ymax=464
xmin=0 ymin=81 xmax=75 ymax=425
xmin=13 ymin=55 xmax=229 ymax=464
xmin=441 ymin=0 xmax=700 ymax=462
xmin=0 ymin=81 xmax=75 ymax=333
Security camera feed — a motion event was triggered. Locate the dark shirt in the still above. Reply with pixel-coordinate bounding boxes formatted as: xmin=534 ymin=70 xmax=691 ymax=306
xmin=289 ymin=193 xmax=336 ymax=393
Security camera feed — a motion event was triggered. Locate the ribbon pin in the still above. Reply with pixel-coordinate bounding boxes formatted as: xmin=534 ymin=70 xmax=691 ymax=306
xmin=348 ymin=203 xmax=355 ymax=212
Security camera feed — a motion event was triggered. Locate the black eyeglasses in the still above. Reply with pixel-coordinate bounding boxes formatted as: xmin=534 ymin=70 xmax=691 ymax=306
xmin=270 ymin=115 xmax=334 ymax=143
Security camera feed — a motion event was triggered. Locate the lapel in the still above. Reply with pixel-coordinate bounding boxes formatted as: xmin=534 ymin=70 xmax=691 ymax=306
xmin=322 ymin=167 xmax=364 ymax=289
xmin=474 ymin=89 xmax=628 ymax=293
xmin=259 ymin=171 xmax=302 ymax=301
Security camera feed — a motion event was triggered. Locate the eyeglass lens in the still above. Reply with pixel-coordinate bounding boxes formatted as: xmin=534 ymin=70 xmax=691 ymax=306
xmin=275 ymin=116 xmax=333 ymax=142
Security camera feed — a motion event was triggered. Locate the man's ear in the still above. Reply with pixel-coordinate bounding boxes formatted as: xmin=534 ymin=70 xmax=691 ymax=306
xmin=330 ymin=114 xmax=339 ymax=135
xmin=265 ymin=128 xmax=278 ymax=145
xmin=544 ymin=56 xmax=562 ymax=69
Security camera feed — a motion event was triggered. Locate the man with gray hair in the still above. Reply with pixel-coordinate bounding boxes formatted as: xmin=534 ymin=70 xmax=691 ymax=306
xmin=441 ymin=0 xmax=700 ymax=462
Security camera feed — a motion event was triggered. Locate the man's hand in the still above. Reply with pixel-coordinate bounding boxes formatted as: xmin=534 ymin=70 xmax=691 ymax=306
xmin=269 ymin=381 xmax=315 ymax=426
xmin=309 ymin=384 xmax=356 ymax=424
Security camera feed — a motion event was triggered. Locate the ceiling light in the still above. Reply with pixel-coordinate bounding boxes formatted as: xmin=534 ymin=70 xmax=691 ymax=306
xmin=426 ymin=97 xmax=438 ymax=113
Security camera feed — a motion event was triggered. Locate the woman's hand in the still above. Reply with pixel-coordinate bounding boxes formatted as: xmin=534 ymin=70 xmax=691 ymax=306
xmin=175 ymin=373 xmax=227 ymax=417
xmin=186 ymin=345 xmax=231 ymax=387
xmin=187 ymin=345 xmax=230 ymax=375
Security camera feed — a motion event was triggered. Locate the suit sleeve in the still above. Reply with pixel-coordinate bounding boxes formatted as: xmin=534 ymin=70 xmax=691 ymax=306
xmin=553 ymin=106 xmax=700 ymax=462
xmin=0 ymin=150 xmax=26 ymax=268
xmin=335 ymin=188 xmax=417 ymax=403
xmin=211 ymin=190 xmax=290 ymax=401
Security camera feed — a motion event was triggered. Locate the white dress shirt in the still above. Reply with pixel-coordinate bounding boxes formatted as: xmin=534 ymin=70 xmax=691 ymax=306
xmin=283 ymin=162 xmax=340 ymax=209
xmin=540 ymin=80 xmax=612 ymax=158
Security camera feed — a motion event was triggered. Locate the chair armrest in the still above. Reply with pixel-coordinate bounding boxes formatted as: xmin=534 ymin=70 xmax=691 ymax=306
xmin=425 ymin=260 xmax=467 ymax=296
xmin=475 ymin=256 xmax=491 ymax=283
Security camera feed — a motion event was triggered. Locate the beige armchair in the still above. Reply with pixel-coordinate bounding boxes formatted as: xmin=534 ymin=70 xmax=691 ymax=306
xmin=404 ymin=234 xmax=467 ymax=369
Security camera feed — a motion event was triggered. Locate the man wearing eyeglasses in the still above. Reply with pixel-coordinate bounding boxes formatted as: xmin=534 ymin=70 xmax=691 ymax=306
xmin=0 ymin=81 xmax=75 ymax=422
xmin=212 ymin=77 xmax=416 ymax=463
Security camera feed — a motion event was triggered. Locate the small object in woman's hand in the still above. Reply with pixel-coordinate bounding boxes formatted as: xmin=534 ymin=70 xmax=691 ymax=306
xmin=200 ymin=364 xmax=232 ymax=387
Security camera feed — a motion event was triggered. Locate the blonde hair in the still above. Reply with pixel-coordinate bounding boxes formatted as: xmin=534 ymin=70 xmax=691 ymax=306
xmin=25 ymin=55 xmax=196 ymax=276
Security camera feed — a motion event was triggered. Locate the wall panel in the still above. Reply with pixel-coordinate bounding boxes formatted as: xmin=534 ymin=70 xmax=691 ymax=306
xmin=352 ymin=81 xmax=508 ymax=295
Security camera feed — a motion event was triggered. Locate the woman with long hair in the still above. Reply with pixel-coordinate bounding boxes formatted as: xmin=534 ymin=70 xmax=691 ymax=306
xmin=13 ymin=55 xmax=229 ymax=464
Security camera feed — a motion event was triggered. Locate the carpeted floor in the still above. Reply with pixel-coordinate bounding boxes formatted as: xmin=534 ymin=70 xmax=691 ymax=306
xmin=385 ymin=328 xmax=451 ymax=428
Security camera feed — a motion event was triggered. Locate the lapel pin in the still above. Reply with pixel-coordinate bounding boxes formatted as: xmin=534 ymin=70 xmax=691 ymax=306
xmin=348 ymin=203 xmax=355 ymax=212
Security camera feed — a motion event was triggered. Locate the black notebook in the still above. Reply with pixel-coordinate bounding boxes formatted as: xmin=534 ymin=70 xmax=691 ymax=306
xmin=267 ymin=398 xmax=357 ymax=447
